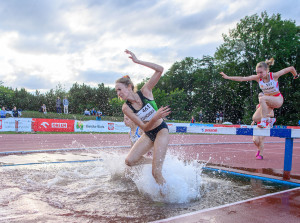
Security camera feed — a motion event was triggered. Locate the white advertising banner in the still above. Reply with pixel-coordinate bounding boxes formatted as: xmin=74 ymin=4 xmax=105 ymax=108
xmin=0 ymin=118 xmax=33 ymax=132
xmin=74 ymin=120 xmax=108 ymax=132
xmin=16 ymin=118 xmax=33 ymax=132
xmin=74 ymin=121 xmax=130 ymax=133
xmin=0 ymin=118 xmax=16 ymax=132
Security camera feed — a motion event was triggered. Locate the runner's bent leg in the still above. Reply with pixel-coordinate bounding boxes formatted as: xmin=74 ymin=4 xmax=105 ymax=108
xmin=125 ymin=134 xmax=153 ymax=166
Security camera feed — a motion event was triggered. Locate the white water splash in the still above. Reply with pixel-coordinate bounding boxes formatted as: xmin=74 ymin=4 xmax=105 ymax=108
xmin=104 ymin=152 xmax=204 ymax=203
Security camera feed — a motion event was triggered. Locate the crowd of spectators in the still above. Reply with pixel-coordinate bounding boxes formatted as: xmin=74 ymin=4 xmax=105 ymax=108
xmin=38 ymin=96 xmax=69 ymax=115
xmin=35 ymin=97 xmax=104 ymax=120
xmin=0 ymin=106 xmax=22 ymax=118
xmin=84 ymin=108 xmax=103 ymax=120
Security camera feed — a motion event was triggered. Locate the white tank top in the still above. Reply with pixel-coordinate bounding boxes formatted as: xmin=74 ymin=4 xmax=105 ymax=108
xmin=259 ymin=72 xmax=279 ymax=94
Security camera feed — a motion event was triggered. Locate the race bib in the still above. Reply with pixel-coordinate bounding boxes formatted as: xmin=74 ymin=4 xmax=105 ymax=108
xmin=137 ymin=103 xmax=156 ymax=122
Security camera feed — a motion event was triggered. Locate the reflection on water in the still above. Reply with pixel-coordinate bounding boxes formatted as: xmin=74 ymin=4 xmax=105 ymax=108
xmin=0 ymin=151 xmax=294 ymax=222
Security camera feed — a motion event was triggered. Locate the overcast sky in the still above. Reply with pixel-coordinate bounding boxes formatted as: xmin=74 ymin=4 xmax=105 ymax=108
xmin=0 ymin=0 xmax=299 ymax=93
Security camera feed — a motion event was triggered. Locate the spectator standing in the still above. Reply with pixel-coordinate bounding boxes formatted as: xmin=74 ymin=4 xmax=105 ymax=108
xmin=39 ymin=104 xmax=43 ymax=113
xmin=191 ymin=116 xmax=195 ymax=123
xmin=0 ymin=107 xmax=6 ymax=118
xmin=56 ymin=97 xmax=62 ymax=114
xmin=219 ymin=111 xmax=223 ymax=124
xmin=198 ymin=110 xmax=203 ymax=124
xmin=216 ymin=111 xmax=220 ymax=124
xmin=12 ymin=106 xmax=19 ymax=117
xmin=63 ymin=97 xmax=69 ymax=114
xmin=237 ymin=119 xmax=241 ymax=124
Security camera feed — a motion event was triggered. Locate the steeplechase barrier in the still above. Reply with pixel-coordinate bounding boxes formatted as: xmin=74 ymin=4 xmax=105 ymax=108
xmin=172 ymin=125 xmax=300 ymax=180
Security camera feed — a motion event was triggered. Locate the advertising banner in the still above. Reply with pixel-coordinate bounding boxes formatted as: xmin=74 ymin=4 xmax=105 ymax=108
xmin=74 ymin=121 xmax=130 ymax=133
xmin=0 ymin=118 xmax=16 ymax=132
xmin=16 ymin=118 xmax=33 ymax=132
xmin=74 ymin=120 xmax=108 ymax=132
xmin=33 ymin=118 xmax=75 ymax=132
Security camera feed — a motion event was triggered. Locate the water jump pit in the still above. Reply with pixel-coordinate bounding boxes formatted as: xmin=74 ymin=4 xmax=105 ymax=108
xmin=1 ymin=148 xmax=299 ymax=223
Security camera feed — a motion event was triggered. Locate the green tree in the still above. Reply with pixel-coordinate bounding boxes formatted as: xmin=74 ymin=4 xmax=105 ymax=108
xmin=108 ymin=97 xmax=123 ymax=117
xmin=0 ymin=86 xmax=15 ymax=109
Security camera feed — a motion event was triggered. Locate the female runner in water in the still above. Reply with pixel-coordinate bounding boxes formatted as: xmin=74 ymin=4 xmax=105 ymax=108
xmin=115 ymin=50 xmax=170 ymax=185
xmin=220 ymin=58 xmax=299 ymax=128
xmin=251 ymin=92 xmax=275 ymax=159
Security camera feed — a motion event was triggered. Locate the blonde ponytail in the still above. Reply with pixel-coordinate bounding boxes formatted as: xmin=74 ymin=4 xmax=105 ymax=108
xmin=256 ymin=58 xmax=275 ymax=71
xmin=266 ymin=58 xmax=275 ymax=66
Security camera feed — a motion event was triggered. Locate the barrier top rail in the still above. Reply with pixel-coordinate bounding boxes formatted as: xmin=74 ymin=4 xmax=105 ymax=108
xmin=175 ymin=126 xmax=300 ymax=138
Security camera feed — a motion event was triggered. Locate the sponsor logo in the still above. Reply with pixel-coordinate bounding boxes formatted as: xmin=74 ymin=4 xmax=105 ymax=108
xmin=204 ymin=128 xmax=218 ymax=133
xmin=41 ymin=122 xmax=49 ymax=128
xmin=0 ymin=120 xmax=2 ymax=129
xmin=76 ymin=121 xmax=84 ymax=130
xmin=108 ymin=123 xmax=114 ymax=130
xmin=51 ymin=123 xmax=68 ymax=128
xmin=200 ymin=128 xmax=205 ymax=133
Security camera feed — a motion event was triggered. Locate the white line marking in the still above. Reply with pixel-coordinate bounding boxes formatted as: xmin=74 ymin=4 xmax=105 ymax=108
xmin=150 ymin=187 xmax=300 ymax=223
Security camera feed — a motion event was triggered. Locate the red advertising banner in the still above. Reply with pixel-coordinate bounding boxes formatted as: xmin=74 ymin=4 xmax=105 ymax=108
xmin=32 ymin=118 xmax=75 ymax=132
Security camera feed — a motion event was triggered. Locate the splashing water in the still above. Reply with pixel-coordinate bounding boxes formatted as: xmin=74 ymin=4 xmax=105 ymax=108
xmin=0 ymin=149 xmax=292 ymax=222
xmin=103 ymin=152 xmax=204 ymax=203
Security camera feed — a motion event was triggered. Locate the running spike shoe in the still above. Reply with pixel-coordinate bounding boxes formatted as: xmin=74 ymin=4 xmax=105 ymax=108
xmin=256 ymin=150 xmax=263 ymax=160
xmin=257 ymin=118 xmax=267 ymax=128
xmin=269 ymin=118 xmax=276 ymax=128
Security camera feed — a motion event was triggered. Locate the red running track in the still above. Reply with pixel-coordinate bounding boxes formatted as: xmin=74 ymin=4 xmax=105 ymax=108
xmin=0 ymin=134 xmax=299 ymax=179
xmin=154 ymin=187 xmax=300 ymax=223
